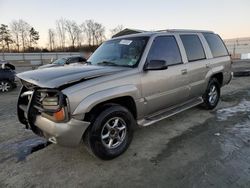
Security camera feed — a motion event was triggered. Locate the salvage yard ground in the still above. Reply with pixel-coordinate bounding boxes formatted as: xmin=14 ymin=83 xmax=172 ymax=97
xmin=0 ymin=68 xmax=250 ymax=187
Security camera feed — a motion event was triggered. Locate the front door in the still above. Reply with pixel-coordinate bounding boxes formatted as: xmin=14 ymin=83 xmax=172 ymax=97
xmin=141 ymin=35 xmax=190 ymax=116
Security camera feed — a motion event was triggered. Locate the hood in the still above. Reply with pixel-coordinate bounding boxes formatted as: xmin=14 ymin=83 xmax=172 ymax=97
xmin=38 ymin=64 xmax=59 ymax=69
xmin=17 ymin=65 xmax=129 ymax=88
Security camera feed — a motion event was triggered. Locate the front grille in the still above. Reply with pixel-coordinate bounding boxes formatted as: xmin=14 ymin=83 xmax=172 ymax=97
xmin=34 ymin=91 xmax=43 ymax=109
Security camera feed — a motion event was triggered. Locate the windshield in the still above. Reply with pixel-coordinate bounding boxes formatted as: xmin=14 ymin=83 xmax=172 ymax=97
xmin=88 ymin=37 xmax=149 ymax=67
xmin=52 ymin=58 xmax=66 ymax=65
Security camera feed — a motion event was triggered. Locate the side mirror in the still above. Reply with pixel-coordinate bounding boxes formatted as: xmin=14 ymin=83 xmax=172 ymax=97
xmin=144 ymin=60 xmax=168 ymax=71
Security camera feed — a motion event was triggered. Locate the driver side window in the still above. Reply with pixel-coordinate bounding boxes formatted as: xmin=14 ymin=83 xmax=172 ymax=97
xmin=147 ymin=36 xmax=182 ymax=66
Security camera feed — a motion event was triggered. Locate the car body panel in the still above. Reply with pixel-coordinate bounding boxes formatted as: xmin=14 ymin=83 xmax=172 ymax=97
xmin=140 ymin=64 xmax=190 ymax=115
xmin=16 ymin=30 xmax=232 ymax=147
xmin=0 ymin=61 xmax=16 ymax=90
xmin=17 ymin=65 xmax=130 ymax=88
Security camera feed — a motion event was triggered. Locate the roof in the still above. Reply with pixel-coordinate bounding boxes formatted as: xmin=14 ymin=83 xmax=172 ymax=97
xmin=156 ymin=29 xmax=214 ymax=33
xmin=112 ymin=28 xmax=215 ymax=39
xmin=0 ymin=62 xmax=15 ymax=70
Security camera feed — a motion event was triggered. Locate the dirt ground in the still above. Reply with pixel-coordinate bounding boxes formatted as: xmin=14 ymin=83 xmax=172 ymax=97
xmin=0 ymin=75 xmax=250 ymax=187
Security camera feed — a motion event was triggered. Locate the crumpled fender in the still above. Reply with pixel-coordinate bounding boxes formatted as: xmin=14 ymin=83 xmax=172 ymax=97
xmin=72 ymin=85 xmax=140 ymax=115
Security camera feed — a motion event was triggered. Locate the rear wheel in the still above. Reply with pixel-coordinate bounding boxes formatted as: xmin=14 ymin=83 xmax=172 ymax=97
xmin=0 ymin=80 xmax=13 ymax=92
xmin=84 ymin=104 xmax=135 ymax=160
xmin=201 ymin=78 xmax=220 ymax=109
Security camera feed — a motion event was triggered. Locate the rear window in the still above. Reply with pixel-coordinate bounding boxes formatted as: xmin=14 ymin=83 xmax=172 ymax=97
xmin=203 ymin=33 xmax=228 ymax=57
xmin=180 ymin=35 xmax=206 ymax=62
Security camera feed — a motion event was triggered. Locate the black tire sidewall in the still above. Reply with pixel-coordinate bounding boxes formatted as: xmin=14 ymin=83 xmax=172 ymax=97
xmin=88 ymin=105 xmax=134 ymax=160
xmin=203 ymin=78 xmax=220 ymax=109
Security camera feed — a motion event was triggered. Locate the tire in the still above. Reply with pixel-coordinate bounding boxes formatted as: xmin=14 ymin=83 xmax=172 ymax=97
xmin=84 ymin=104 xmax=135 ymax=160
xmin=0 ymin=80 xmax=13 ymax=92
xmin=201 ymin=78 xmax=220 ymax=110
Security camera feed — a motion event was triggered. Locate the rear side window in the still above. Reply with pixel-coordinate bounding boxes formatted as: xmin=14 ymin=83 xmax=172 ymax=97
xmin=203 ymin=33 xmax=228 ymax=57
xmin=180 ymin=35 xmax=206 ymax=62
xmin=148 ymin=36 xmax=182 ymax=66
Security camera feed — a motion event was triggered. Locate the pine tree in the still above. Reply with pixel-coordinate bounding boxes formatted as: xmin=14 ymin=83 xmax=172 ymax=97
xmin=0 ymin=24 xmax=13 ymax=52
xmin=29 ymin=27 xmax=39 ymax=49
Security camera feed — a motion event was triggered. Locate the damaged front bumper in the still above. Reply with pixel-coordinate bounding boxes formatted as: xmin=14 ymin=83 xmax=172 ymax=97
xmin=17 ymin=85 xmax=90 ymax=147
xmin=35 ymin=115 xmax=90 ymax=146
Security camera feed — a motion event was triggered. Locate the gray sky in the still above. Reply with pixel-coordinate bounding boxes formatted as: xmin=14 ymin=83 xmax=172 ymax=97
xmin=1 ymin=0 xmax=250 ymax=47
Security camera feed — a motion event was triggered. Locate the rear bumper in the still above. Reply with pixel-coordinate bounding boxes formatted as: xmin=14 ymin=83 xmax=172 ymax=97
xmin=34 ymin=116 xmax=90 ymax=146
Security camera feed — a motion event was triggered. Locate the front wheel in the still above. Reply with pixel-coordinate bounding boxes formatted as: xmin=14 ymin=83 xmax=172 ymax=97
xmin=84 ymin=104 xmax=135 ymax=160
xmin=201 ymin=78 xmax=220 ymax=110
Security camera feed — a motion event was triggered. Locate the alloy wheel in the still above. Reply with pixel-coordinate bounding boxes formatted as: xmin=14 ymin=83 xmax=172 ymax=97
xmin=0 ymin=81 xmax=11 ymax=92
xmin=101 ymin=117 xmax=127 ymax=149
xmin=208 ymin=85 xmax=218 ymax=105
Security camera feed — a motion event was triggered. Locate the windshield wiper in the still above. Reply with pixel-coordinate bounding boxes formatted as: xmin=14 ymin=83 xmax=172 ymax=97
xmin=86 ymin=61 xmax=92 ymax=65
xmin=97 ymin=61 xmax=118 ymax=66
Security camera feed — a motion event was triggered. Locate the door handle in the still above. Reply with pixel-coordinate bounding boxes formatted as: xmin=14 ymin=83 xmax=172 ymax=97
xmin=206 ymin=63 xmax=210 ymax=68
xmin=181 ymin=69 xmax=187 ymax=75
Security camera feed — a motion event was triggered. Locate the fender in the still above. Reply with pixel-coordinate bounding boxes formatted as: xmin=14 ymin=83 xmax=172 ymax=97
xmin=205 ymin=65 xmax=224 ymax=85
xmin=73 ymin=85 xmax=140 ymax=116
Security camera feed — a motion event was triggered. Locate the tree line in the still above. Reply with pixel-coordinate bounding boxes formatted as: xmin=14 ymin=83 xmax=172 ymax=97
xmin=0 ymin=18 xmax=124 ymax=53
xmin=0 ymin=20 xmax=39 ymax=52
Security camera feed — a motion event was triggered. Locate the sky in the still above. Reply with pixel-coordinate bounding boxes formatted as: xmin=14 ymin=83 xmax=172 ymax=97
xmin=1 ymin=0 xmax=250 ymax=47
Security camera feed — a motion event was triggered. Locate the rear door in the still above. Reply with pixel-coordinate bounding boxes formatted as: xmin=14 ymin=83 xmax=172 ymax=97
xmin=202 ymin=33 xmax=231 ymax=85
xmin=179 ymin=34 xmax=210 ymax=98
xmin=141 ymin=35 xmax=190 ymax=115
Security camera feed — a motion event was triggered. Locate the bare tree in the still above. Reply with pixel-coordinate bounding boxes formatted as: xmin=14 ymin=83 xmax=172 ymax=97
xmin=110 ymin=25 xmax=124 ymax=37
xmin=82 ymin=20 xmax=94 ymax=46
xmin=10 ymin=20 xmax=21 ymax=52
xmin=82 ymin=20 xmax=105 ymax=46
xmin=48 ymin=29 xmax=56 ymax=51
xmin=56 ymin=18 xmax=66 ymax=50
xmin=75 ymin=26 xmax=83 ymax=47
xmin=64 ymin=20 xmax=81 ymax=48
xmin=18 ymin=19 xmax=31 ymax=51
xmin=10 ymin=19 xmax=31 ymax=52
xmin=93 ymin=22 xmax=105 ymax=45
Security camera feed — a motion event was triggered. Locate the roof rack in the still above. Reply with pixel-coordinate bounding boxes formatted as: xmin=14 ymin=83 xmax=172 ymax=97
xmin=156 ymin=29 xmax=214 ymax=33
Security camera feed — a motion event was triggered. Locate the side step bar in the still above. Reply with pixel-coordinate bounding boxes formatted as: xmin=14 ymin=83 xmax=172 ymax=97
xmin=137 ymin=97 xmax=203 ymax=127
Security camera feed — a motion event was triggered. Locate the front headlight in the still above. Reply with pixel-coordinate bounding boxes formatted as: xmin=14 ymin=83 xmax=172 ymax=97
xmin=34 ymin=89 xmax=69 ymax=122
xmin=42 ymin=96 xmax=59 ymax=109
xmin=37 ymin=90 xmax=62 ymax=111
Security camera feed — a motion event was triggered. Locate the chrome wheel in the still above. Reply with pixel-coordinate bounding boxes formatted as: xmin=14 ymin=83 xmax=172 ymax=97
xmin=208 ymin=85 xmax=218 ymax=105
xmin=101 ymin=117 xmax=127 ymax=149
xmin=0 ymin=81 xmax=11 ymax=92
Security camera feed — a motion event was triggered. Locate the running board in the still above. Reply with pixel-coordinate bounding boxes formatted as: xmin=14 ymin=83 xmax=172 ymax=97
xmin=137 ymin=97 xmax=203 ymax=127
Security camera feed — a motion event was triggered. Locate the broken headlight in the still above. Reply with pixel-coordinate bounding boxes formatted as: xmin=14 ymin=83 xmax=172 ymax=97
xmin=34 ymin=89 xmax=69 ymax=122
xmin=42 ymin=96 xmax=59 ymax=110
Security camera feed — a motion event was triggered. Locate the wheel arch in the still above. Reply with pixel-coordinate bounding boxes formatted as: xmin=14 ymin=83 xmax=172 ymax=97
xmin=205 ymin=65 xmax=224 ymax=88
xmin=72 ymin=85 xmax=140 ymax=119
xmin=83 ymin=96 xmax=137 ymax=122
xmin=211 ymin=72 xmax=223 ymax=87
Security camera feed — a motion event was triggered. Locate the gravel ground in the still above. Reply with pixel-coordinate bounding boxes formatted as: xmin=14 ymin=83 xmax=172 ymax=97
xmin=0 ymin=69 xmax=250 ymax=187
